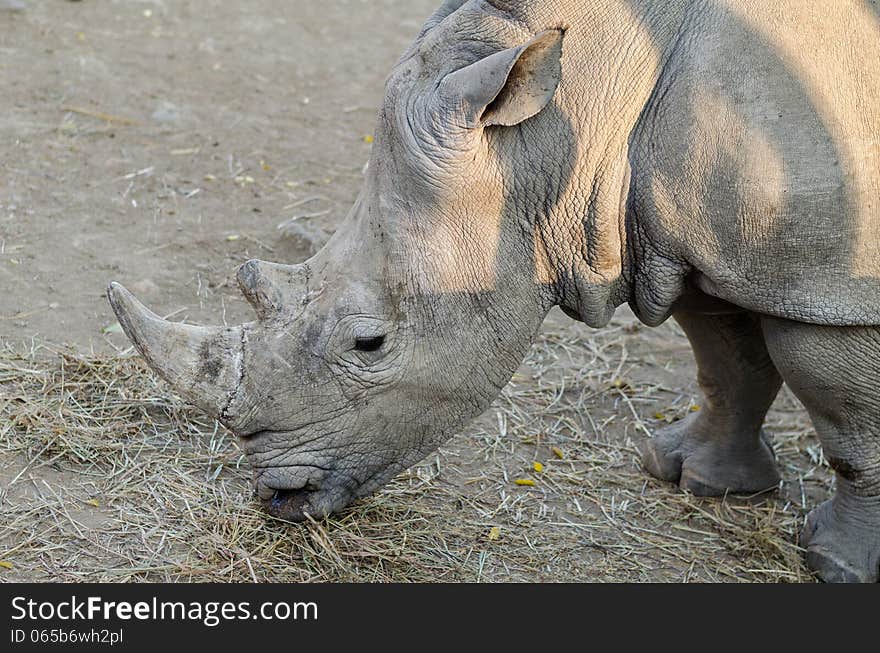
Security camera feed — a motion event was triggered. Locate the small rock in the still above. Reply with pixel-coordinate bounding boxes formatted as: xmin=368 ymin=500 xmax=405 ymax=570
xmin=151 ymin=101 xmax=179 ymax=124
xmin=129 ymin=278 xmax=160 ymax=298
xmin=277 ymin=219 xmax=331 ymax=255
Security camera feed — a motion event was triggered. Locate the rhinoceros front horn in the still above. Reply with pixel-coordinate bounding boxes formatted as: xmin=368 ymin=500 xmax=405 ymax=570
xmin=106 ymin=282 xmax=244 ymax=422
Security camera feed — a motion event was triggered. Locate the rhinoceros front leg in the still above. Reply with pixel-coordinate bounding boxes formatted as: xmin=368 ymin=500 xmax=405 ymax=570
xmin=640 ymin=310 xmax=782 ymax=496
xmin=762 ymin=317 xmax=880 ymax=583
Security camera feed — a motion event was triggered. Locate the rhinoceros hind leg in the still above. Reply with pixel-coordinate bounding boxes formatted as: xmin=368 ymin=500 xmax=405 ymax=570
xmin=641 ymin=310 xmax=783 ymax=496
xmin=799 ymin=500 xmax=880 ymax=583
xmin=762 ymin=317 xmax=880 ymax=583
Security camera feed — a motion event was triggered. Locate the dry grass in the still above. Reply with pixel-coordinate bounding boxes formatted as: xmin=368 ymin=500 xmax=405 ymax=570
xmin=0 ymin=312 xmax=832 ymax=582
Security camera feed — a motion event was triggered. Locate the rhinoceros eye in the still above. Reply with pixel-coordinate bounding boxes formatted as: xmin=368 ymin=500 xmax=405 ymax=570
xmin=353 ymin=335 xmax=386 ymax=352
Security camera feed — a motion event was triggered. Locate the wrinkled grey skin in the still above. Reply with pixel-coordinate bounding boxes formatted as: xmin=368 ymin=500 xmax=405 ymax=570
xmin=108 ymin=0 xmax=880 ymax=582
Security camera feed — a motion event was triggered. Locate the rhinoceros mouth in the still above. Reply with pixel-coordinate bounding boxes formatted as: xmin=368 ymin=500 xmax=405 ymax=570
xmin=250 ymin=454 xmax=407 ymax=522
xmin=251 ymin=476 xmax=329 ymax=520
xmin=262 ymin=488 xmax=319 ymax=522
xmin=256 ymin=483 xmax=357 ymax=522
xmin=251 ymin=460 xmax=356 ymax=522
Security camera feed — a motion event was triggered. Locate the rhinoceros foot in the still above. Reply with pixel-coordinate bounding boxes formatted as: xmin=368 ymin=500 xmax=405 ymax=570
xmin=800 ymin=499 xmax=880 ymax=583
xmin=640 ymin=412 xmax=780 ymax=497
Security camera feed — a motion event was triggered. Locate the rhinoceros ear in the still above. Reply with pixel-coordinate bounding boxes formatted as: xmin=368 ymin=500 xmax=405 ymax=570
xmin=439 ymin=29 xmax=564 ymax=129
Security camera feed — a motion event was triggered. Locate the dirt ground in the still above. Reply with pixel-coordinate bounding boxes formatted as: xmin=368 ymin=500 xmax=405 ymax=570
xmin=1 ymin=1 xmax=832 ymax=582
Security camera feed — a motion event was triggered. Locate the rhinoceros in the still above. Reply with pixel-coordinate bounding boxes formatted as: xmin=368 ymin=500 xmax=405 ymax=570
xmin=107 ymin=0 xmax=880 ymax=582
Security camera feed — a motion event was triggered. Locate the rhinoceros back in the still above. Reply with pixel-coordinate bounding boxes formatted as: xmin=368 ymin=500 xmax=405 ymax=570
xmin=628 ymin=0 xmax=880 ymax=326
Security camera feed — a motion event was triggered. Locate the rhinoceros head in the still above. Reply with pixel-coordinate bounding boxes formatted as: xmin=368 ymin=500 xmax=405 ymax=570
xmin=108 ymin=12 xmax=566 ymax=521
